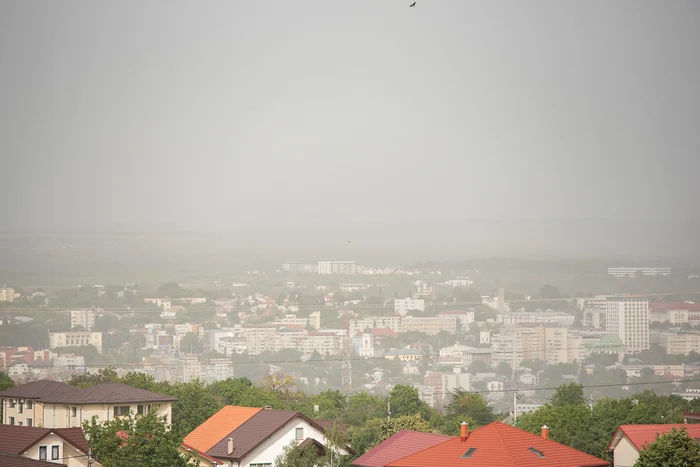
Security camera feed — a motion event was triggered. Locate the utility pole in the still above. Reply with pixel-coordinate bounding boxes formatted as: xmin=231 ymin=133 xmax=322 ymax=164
xmin=387 ymin=394 xmax=391 ymax=420
xmin=513 ymin=392 xmax=520 ymax=424
xmin=589 ymin=394 xmax=594 ymax=413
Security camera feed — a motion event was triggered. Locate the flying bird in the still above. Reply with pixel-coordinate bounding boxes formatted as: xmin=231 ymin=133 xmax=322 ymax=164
xmin=409 ymin=2 xmax=416 ymax=7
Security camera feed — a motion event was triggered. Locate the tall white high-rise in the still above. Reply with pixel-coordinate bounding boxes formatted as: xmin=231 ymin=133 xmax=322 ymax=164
xmin=605 ymin=297 xmax=650 ymax=353
xmin=70 ymin=309 xmax=96 ymax=331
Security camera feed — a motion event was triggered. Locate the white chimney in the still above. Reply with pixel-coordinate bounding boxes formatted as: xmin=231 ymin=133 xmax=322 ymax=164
xmin=227 ymin=437 xmax=233 ymax=455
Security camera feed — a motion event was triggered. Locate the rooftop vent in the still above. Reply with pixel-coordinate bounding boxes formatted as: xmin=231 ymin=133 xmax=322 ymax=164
xmin=528 ymin=447 xmax=545 ymax=458
xmin=461 ymin=448 xmax=477 ymax=458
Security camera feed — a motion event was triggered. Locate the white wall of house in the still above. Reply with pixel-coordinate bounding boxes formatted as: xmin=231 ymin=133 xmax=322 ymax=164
xmin=612 ymin=437 xmax=640 ymax=467
xmin=22 ymin=432 xmax=97 ymax=467
xmin=2 ymin=399 xmax=172 ymax=429
xmin=221 ymin=417 xmax=348 ymax=467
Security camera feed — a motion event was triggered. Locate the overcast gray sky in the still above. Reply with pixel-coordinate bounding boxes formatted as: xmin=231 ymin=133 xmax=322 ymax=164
xmin=1 ymin=1 xmax=699 ymax=233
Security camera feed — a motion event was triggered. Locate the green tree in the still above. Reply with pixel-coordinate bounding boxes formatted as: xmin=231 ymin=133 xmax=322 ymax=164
xmin=389 ymin=385 xmax=425 ymax=418
xmin=634 ymin=427 xmax=700 ymax=467
xmin=343 ymin=392 xmax=386 ymax=427
xmin=0 ymin=371 xmax=14 ymax=421
xmin=348 ymin=418 xmax=384 ymax=456
xmin=443 ymin=390 xmax=495 ymax=428
xmin=68 ymin=367 xmax=119 ymax=388
xmin=165 ymin=380 xmax=222 ymax=438
xmin=468 ymin=360 xmax=488 ymax=375
xmin=495 ymin=361 xmax=513 ymax=379
xmin=551 ymin=383 xmax=586 ymax=407
xmin=83 ymin=411 xmax=197 ymax=467
xmin=179 ymin=332 xmax=202 ymax=354
xmin=378 ymin=414 xmax=431 ymax=444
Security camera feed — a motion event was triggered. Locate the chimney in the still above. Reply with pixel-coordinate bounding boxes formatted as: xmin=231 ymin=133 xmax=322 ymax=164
xmin=541 ymin=425 xmax=549 ymax=439
xmin=460 ymin=422 xmax=469 ymax=442
xmin=227 ymin=438 xmax=233 ymax=455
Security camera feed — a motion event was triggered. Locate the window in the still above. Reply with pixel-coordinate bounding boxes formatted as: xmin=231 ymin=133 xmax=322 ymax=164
xmin=528 ymin=447 xmax=545 ymax=458
xmin=26 ymin=400 xmax=33 ymax=409
xmin=52 ymin=445 xmax=60 ymax=460
xmin=461 ymin=448 xmax=477 ymax=458
xmin=72 ymin=407 xmax=77 ymax=417
xmin=250 ymin=464 xmax=271 ymax=467
xmin=9 ymin=399 xmax=15 ymax=408
xmin=26 ymin=418 xmax=33 ymax=427
xmin=114 ymin=406 xmax=130 ymax=417
xmin=18 ymin=401 xmax=23 ymax=413
xmin=295 ymin=427 xmax=304 ymax=440
xmin=9 ymin=417 xmax=14 ymax=425
xmin=137 ymin=405 xmax=144 ymax=415
xmin=39 ymin=446 xmax=47 ymax=461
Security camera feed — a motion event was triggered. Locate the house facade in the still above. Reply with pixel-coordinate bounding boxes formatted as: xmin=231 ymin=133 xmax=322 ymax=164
xmin=182 ymin=405 xmax=353 ymax=467
xmin=0 ymin=424 xmax=97 ymax=467
xmin=0 ymin=380 xmax=176 ymax=429
xmin=608 ymin=424 xmax=700 ymax=467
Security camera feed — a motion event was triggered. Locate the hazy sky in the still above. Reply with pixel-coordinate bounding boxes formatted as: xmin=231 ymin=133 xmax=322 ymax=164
xmin=1 ymin=1 xmax=699 ymax=232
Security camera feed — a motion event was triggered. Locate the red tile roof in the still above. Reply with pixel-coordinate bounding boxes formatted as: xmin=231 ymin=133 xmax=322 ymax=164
xmin=385 ymin=423 xmax=608 ymax=467
xmin=608 ymin=424 xmax=700 ymax=452
xmin=352 ymin=431 xmax=451 ymax=467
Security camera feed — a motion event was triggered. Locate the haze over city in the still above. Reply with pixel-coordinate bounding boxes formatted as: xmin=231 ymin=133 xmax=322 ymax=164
xmin=1 ymin=2 xmax=700 ymax=467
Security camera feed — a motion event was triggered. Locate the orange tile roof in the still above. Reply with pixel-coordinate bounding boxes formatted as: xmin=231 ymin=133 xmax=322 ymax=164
xmin=183 ymin=406 xmax=261 ymax=453
xmin=386 ymin=423 xmax=609 ymax=467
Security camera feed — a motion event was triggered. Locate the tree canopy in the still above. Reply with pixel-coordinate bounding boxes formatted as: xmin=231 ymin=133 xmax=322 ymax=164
xmin=634 ymin=427 xmax=700 ymax=467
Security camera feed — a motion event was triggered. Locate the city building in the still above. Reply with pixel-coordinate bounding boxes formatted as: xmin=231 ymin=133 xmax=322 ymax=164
xmin=607 ymin=267 xmax=671 ymax=278
xmin=48 ymin=332 xmax=103 ymax=354
xmin=70 ymin=310 xmax=96 ymax=331
xmin=385 ymin=349 xmax=423 ymax=362
xmin=0 ymin=380 xmax=175 ymax=429
xmin=317 ymin=261 xmax=356 ymax=275
xmin=650 ymin=301 xmax=700 ymax=324
xmin=182 ymin=405 xmax=353 ymax=467
xmin=497 ymin=311 xmax=575 ymax=327
xmin=438 ymin=310 xmax=475 ymax=332
xmin=423 ymin=371 xmax=470 ymax=407
xmin=1 ymin=285 xmax=17 ymax=302
xmin=401 ymin=316 xmax=458 ymax=335
xmin=442 ymin=277 xmax=474 ymax=287
xmin=605 ymin=297 xmax=650 ymax=353
xmin=394 ymin=298 xmax=426 ymax=316
xmin=281 ymin=262 xmax=318 ymax=273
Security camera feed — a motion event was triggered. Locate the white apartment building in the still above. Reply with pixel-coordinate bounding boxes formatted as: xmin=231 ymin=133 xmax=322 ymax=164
xmin=70 ymin=310 xmax=96 ymax=331
xmin=317 ymin=261 xmax=356 ymax=275
xmin=607 ymin=267 xmax=671 ymax=278
xmin=242 ymin=327 xmax=278 ymax=355
xmin=442 ymin=277 xmax=474 ymax=287
xmin=491 ymin=327 xmax=572 ymax=368
xmin=651 ymin=331 xmax=700 ymax=355
xmin=400 ymin=315 xmax=458 ymax=335
xmin=605 ymin=297 xmax=650 ymax=353
xmin=282 ymin=262 xmax=318 ymax=273
xmin=497 ymin=310 xmax=575 ymax=327
xmin=349 ymin=316 xmax=402 ymax=336
xmin=394 ymin=298 xmax=425 ymax=316
xmin=48 ymin=332 xmax=103 ymax=353
xmin=438 ymin=310 xmax=475 ymax=332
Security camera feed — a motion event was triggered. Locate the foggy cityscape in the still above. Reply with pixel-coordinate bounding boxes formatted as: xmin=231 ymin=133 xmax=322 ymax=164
xmin=1 ymin=1 xmax=700 ymax=467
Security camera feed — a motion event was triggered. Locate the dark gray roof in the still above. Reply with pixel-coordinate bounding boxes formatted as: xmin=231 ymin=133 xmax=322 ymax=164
xmin=0 ymin=425 xmax=89 ymax=456
xmin=0 ymin=380 xmax=75 ymax=401
xmin=0 ymin=380 xmax=176 ymax=405
xmin=206 ymin=409 xmax=300 ymax=460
